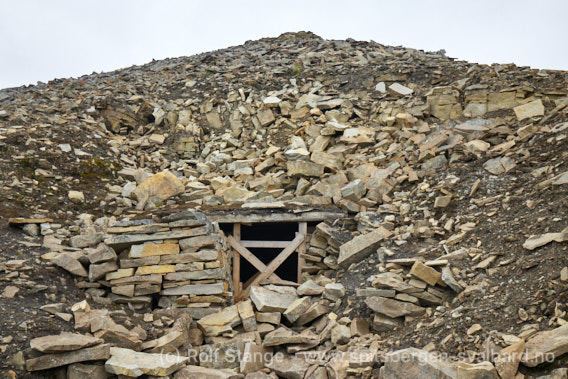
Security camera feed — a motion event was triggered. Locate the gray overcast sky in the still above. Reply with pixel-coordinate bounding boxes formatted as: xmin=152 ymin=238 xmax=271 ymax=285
xmin=1 ymin=0 xmax=567 ymax=90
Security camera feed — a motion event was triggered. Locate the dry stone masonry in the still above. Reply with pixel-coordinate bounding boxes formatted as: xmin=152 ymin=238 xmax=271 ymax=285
xmin=46 ymin=211 xmax=234 ymax=315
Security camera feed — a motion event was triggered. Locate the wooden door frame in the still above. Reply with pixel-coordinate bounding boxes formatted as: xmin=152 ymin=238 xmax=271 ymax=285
xmin=228 ymin=222 xmax=307 ymax=300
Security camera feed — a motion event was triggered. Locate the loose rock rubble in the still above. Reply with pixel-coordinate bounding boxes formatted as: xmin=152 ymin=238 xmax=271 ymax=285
xmin=1 ymin=31 xmax=568 ymax=378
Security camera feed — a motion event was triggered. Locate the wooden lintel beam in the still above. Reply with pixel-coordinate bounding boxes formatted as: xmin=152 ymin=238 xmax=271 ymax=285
xmin=206 ymin=210 xmax=347 ymax=224
xmin=239 ymin=240 xmax=291 ymax=248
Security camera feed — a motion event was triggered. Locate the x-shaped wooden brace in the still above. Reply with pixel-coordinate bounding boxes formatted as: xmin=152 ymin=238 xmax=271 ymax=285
xmin=228 ymin=233 xmax=305 ymax=300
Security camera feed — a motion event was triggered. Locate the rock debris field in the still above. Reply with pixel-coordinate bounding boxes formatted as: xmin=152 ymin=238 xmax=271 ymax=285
xmin=1 ymin=31 xmax=568 ymax=378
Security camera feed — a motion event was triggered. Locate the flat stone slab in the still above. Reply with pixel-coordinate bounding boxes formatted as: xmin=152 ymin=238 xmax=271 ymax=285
xmin=159 ymin=249 xmax=218 ymax=264
xmin=263 ymin=327 xmax=317 ymax=347
xmin=372 ymin=272 xmax=422 ymax=294
xmin=164 ymin=268 xmax=224 ymax=281
xmin=70 ymin=233 xmax=104 ymax=248
xmin=456 ymin=362 xmax=499 ymax=379
xmin=105 ymin=347 xmax=188 ymax=377
xmin=26 ymin=344 xmax=110 ymax=371
xmin=87 ymin=244 xmax=117 ymax=264
xmin=373 ymin=313 xmax=403 ymax=332
xmin=296 ymin=280 xmax=324 ymax=296
xmin=552 ymin=171 xmax=568 ymax=185
xmin=174 ymin=365 xmax=240 ymax=378
xmin=494 ymin=339 xmax=525 ymax=379
xmin=67 ymin=363 xmax=108 ymax=379
xmin=338 ymin=227 xmax=392 ymax=267
xmin=135 ymin=264 xmax=176 ymax=275
xmin=365 ymin=296 xmax=426 ymax=318
xmin=179 ymin=235 xmax=216 ymax=251
xmin=513 ymin=99 xmax=545 ymax=120
xmin=144 ymin=329 xmax=186 ymax=354
xmin=287 ymin=161 xmax=324 ymax=177
xmin=31 ymin=333 xmax=103 ymax=353
xmin=105 ymin=226 xmax=209 ymax=250
xmin=160 ymin=282 xmax=225 ymax=296
xmin=265 ymin=354 xmax=310 ymax=379
xmin=161 ymin=210 xmax=209 ymax=223
xmin=110 ymin=273 xmax=162 ymax=286
xmin=522 ymin=323 xmax=568 ymax=367
xmin=106 ymin=224 xmax=169 ymax=234
xmin=483 ymin=157 xmax=516 ymax=175
xmin=129 ymin=242 xmax=180 ymax=258
xmin=382 ymin=348 xmax=456 ymax=379
xmin=523 ymin=228 xmax=568 ymax=250
xmin=389 ymin=82 xmax=414 ymax=96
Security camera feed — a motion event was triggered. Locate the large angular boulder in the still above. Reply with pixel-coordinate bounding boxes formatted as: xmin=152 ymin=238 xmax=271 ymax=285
xmin=283 ymin=297 xmax=311 ymax=323
xmin=199 ymin=340 xmax=245 ymax=370
xmin=263 ymin=327 xmax=318 ymax=347
xmin=456 ymin=361 xmax=499 ymax=379
xmin=513 ymin=98 xmax=544 ymax=120
xmin=265 ymin=355 xmax=309 ymax=379
xmin=381 ymin=348 xmax=456 ymax=378
xmin=197 ymin=305 xmax=241 ymax=336
xmin=249 ymin=286 xmax=298 ymax=313
xmin=53 ymin=253 xmax=88 ymax=277
xmin=131 ymin=170 xmax=185 ymax=204
xmin=523 ymin=323 xmax=568 ymax=367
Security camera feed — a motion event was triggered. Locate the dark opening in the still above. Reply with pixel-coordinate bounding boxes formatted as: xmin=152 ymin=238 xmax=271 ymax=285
xmin=240 ymin=248 xmax=298 ymax=283
xmin=220 ymin=222 xmax=299 ymax=284
xmin=239 ymin=222 xmax=297 ymax=241
xmin=219 ymin=223 xmax=233 ymax=235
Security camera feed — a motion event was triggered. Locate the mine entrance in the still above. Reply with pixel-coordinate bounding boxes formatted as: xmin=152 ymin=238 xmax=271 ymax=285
xmin=208 ymin=208 xmax=348 ymax=301
xmin=220 ymin=221 xmax=307 ymax=300
xmin=239 ymin=223 xmax=299 ymax=283
xmin=218 ymin=222 xmax=300 ymax=283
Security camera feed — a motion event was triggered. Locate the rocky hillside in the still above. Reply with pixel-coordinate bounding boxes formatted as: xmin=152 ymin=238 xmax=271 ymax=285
xmin=1 ymin=31 xmax=568 ymax=378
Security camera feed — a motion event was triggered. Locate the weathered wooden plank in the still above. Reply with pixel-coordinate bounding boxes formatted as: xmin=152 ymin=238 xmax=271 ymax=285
xmin=233 ymin=224 xmax=241 ymax=298
xmin=239 ymin=240 xmax=291 ymax=248
xmin=298 ymin=222 xmax=307 ymax=284
xmin=206 ymin=210 xmax=347 ymax=224
xmin=9 ymin=217 xmax=53 ymax=225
